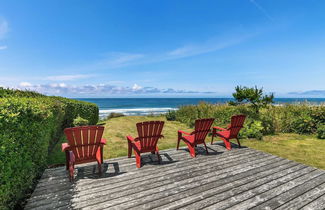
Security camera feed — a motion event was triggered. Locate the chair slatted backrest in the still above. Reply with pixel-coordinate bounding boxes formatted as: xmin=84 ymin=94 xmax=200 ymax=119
xmin=193 ymin=118 xmax=215 ymax=142
xmin=64 ymin=126 xmax=104 ymax=161
xmin=229 ymin=115 xmax=246 ymax=138
xmin=136 ymin=121 xmax=164 ymax=151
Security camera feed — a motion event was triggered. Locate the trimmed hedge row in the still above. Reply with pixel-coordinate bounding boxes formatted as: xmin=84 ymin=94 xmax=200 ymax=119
xmin=0 ymin=89 xmax=98 ymax=209
xmin=166 ymin=102 xmax=325 ymax=139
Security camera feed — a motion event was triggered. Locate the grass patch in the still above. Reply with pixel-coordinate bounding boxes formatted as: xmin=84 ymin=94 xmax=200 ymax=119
xmin=102 ymin=115 xmax=191 ymax=159
xmin=47 ymin=115 xmax=191 ymax=164
xmin=241 ymin=133 xmax=325 ymax=170
xmin=48 ymin=116 xmax=325 ymax=170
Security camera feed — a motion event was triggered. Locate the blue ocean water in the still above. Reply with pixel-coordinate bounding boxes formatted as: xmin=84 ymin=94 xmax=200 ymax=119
xmin=76 ymin=98 xmax=325 ymax=118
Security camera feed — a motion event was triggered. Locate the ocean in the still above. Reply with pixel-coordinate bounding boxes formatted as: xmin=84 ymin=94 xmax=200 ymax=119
xmin=76 ymin=98 xmax=325 ymax=118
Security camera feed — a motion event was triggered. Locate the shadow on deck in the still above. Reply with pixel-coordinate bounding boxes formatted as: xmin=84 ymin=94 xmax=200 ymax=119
xmin=25 ymin=142 xmax=325 ymax=210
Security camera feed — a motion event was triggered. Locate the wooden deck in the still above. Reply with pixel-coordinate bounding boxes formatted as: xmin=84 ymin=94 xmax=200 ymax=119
xmin=25 ymin=142 xmax=325 ymax=210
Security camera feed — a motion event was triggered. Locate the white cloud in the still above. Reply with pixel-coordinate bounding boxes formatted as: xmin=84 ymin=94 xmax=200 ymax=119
xmin=15 ymin=82 xmax=215 ymax=96
xmin=46 ymin=74 xmax=93 ymax=81
xmin=132 ymin=84 xmax=142 ymax=91
xmin=19 ymin=82 xmax=32 ymax=87
xmin=0 ymin=45 xmax=7 ymax=50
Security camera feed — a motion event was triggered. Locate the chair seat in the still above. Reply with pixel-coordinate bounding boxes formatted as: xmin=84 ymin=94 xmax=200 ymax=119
xmin=216 ymin=130 xmax=231 ymax=139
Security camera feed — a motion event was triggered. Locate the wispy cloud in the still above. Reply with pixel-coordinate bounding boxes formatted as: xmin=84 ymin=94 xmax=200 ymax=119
xmin=249 ymin=0 xmax=274 ymax=21
xmin=45 ymin=74 xmax=94 ymax=81
xmin=96 ymin=52 xmax=145 ymax=69
xmin=0 ymin=45 xmax=7 ymax=50
xmin=16 ymin=82 xmax=215 ymax=96
xmin=89 ymin=32 xmax=255 ymax=70
xmin=288 ymin=90 xmax=325 ymax=96
xmin=166 ymin=34 xmax=254 ymax=59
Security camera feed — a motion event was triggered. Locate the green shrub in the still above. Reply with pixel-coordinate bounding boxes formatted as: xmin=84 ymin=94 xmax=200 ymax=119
xmin=0 ymin=97 xmax=58 ymax=209
xmin=107 ymin=112 xmax=125 ymax=119
xmin=166 ymin=110 xmax=177 ymax=121
xmin=0 ymin=89 xmax=99 ymax=209
xmin=51 ymin=97 xmax=99 ymax=127
xmin=172 ymin=102 xmax=325 ymax=139
xmin=239 ymin=120 xmax=264 ymax=140
xmin=73 ymin=116 xmax=89 ymax=126
xmin=317 ymin=124 xmax=325 ymax=139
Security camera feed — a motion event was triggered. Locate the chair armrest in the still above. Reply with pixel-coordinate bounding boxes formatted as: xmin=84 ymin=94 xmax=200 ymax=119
xmin=213 ymin=126 xmax=227 ymax=131
xmin=178 ymin=130 xmax=191 ymax=136
xmin=100 ymin=138 xmax=107 ymax=145
xmin=61 ymin=143 xmax=70 ymax=152
xmin=127 ymin=135 xmax=137 ymax=142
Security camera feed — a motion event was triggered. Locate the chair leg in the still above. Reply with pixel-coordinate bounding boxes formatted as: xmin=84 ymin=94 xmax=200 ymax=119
xmin=65 ymin=150 xmax=70 ymax=170
xmin=211 ymin=134 xmax=214 ymax=145
xmin=135 ymin=151 xmax=141 ymax=168
xmin=222 ymin=138 xmax=232 ymax=150
xmin=236 ymin=138 xmax=241 ymax=148
xmin=128 ymin=141 xmax=132 ymax=158
xmin=156 ymin=147 xmax=161 ymax=164
xmin=203 ymin=142 xmax=209 ymax=155
xmin=98 ymin=163 xmax=102 ymax=175
xmin=69 ymin=162 xmax=74 ymax=182
xmin=186 ymin=142 xmax=196 ymax=158
xmin=100 ymin=145 xmax=104 ymax=163
xmin=177 ymin=134 xmax=181 ymax=150
xmin=68 ymin=151 xmax=75 ymax=182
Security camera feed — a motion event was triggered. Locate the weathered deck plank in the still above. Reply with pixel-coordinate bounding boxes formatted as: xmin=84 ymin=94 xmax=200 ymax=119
xmin=25 ymin=142 xmax=325 ymax=210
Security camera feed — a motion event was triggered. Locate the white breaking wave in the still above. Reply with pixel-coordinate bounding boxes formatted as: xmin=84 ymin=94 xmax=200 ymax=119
xmin=99 ymin=107 xmax=178 ymax=117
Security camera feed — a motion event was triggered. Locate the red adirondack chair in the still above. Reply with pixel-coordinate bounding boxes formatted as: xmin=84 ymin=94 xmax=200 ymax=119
xmin=62 ymin=126 xmax=106 ymax=181
xmin=127 ymin=121 xmax=164 ymax=168
xmin=177 ymin=118 xmax=215 ymax=157
xmin=211 ymin=115 xmax=246 ymax=150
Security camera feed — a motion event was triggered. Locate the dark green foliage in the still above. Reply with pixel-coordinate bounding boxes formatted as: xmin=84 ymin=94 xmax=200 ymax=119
xmin=0 ymin=87 xmax=44 ymax=98
xmin=317 ymin=124 xmax=325 ymax=139
xmin=230 ymin=86 xmax=274 ymax=114
xmin=166 ymin=110 xmax=177 ymax=121
xmin=0 ymin=89 xmax=99 ymax=209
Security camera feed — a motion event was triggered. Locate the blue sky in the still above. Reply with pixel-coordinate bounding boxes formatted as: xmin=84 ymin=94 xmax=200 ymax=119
xmin=0 ymin=0 xmax=325 ymax=97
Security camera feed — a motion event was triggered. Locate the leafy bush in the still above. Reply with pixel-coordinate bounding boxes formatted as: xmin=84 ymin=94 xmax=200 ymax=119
xmin=239 ymin=120 xmax=264 ymax=140
xmin=0 ymin=87 xmax=44 ymax=98
xmin=73 ymin=116 xmax=89 ymax=126
xmin=317 ymin=124 xmax=325 ymax=139
xmin=166 ymin=110 xmax=177 ymax=121
xmin=0 ymin=89 xmax=99 ymax=209
xmin=172 ymin=102 xmax=325 ymax=138
xmin=107 ymin=112 xmax=125 ymax=119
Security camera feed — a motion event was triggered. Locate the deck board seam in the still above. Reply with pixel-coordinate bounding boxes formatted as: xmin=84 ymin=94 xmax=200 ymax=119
xmin=251 ymin=173 xmax=325 ymax=210
xmin=75 ymin=156 xmax=288 ymax=209
xmin=26 ymin=151 xmax=267 ymax=208
xmin=205 ymin=168 xmax=320 ymax=210
xmin=33 ymin=148 xmax=256 ymax=194
xmin=129 ymin=161 xmax=300 ymax=210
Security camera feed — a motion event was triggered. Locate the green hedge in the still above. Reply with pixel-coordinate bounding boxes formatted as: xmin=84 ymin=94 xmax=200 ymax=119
xmin=167 ymin=102 xmax=325 ymax=139
xmin=0 ymin=89 xmax=98 ymax=209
